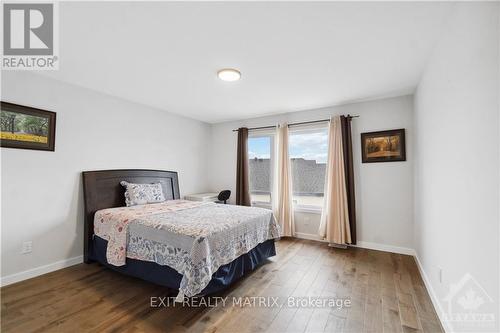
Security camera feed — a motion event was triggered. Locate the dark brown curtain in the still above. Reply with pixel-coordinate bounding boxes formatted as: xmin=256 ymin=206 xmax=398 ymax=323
xmin=340 ymin=116 xmax=356 ymax=244
xmin=235 ymin=128 xmax=251 ymax=206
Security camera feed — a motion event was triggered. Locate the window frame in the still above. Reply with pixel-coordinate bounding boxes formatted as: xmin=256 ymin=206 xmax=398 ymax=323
xmin=247 ymin=130 xmax=275 ymax=209
xmin=288 ymin=124 xmax=329 ymax=214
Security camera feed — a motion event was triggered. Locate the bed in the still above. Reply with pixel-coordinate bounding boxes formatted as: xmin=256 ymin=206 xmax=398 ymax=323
xmin=82 ymin=169 xmax=279 ymax=299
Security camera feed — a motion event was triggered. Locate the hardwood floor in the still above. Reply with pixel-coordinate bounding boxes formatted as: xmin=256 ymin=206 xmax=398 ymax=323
xmin=1 ymin=239 xmax=443 ymax=333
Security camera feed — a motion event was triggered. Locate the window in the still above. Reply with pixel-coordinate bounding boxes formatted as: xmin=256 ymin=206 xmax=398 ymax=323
xmin=248 ymin=134 xmax=274 ymax=206
xmin=289 ymin=126 xmax=328 ymax=210
xmin=247 ymin=126 xmax=327 ymax=211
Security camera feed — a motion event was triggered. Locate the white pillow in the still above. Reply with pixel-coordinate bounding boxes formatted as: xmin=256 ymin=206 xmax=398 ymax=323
xmin=120 ymin=181 xmax=166 ymax=207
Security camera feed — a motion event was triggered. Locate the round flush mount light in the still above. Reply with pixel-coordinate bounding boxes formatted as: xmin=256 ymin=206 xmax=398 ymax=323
xmin=217 ymin=68 xmax=241 ymax=82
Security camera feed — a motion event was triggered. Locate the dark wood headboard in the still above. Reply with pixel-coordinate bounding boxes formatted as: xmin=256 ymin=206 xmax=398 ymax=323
xmin=82 ymin=169 xmax=180 ymax=263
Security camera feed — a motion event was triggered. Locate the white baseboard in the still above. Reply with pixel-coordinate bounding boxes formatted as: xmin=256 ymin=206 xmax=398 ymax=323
xmin=293 ymin=233 xmax=415 ymax=255
xmin=0 ymin=255 xmax=83 ymax=287
xmin=414 ymin=253 xmax=453 ymax=333
xmin=353 ymin=240 xmax=416 ymax=256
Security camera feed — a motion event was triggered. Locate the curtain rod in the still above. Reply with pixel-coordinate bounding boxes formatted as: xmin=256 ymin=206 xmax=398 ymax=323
xmin=232 ymin=115 xmax=359 ymax=132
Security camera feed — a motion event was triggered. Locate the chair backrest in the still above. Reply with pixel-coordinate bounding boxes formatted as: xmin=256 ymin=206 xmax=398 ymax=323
xmin=218 ymin=190 xmax=231 ymax=202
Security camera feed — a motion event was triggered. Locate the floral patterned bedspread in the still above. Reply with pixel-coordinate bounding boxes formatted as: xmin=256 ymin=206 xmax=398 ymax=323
xmin=94 ymin=200 xmax=280 ymax=298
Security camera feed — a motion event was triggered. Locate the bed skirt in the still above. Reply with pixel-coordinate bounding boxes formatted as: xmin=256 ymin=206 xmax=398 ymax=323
xmin=90 ymin=236 xmax=276 ymax=296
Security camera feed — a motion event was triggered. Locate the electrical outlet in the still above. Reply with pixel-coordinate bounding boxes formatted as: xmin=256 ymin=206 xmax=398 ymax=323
xmin=22 ymin=241 xmax=32 ymax=254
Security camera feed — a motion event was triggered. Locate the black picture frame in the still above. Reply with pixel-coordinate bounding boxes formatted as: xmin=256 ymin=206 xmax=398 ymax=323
xmin=1 ymin=101 xmax=56 ymax=151
xmin=361 ymin=129 xmax=406 ymax=163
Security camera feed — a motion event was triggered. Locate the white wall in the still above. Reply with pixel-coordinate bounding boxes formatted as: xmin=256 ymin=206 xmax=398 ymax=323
xmin=0 ymin=72 xmax=211 ymax=281
xmin=414 ymin=2 xmax=499 ymax=332
xmin=209 ymin=95 xmax=414 ymax=251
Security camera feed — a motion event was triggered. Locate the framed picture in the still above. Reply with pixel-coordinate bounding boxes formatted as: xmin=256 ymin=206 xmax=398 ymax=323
xmin=361 ymin=128 xmax=405 ymax=163
xmin=1 ymin=102 xmax=56 ymax=151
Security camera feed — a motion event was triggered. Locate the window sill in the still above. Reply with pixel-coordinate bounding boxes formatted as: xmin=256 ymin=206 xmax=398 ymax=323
xmin=294 ymin=206 xmax=323 ymax=214
xmin=251 ymin=203 xmax=322 ymax=214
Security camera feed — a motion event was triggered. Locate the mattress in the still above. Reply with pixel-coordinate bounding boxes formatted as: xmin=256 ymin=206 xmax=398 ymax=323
xmin=90 ymin=236 xmax=276 ymax=296
xmin=93 ymin=200 xmax=280 ymax=298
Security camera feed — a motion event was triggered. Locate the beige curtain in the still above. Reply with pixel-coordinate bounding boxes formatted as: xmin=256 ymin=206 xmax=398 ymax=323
xmin=318 ymin=116 xmax=351 ymax=245
xmin=273 ymin=123 xmax=294 ymax=237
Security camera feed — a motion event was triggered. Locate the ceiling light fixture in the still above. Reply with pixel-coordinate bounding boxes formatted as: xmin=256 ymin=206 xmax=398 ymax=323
xmin=217 ymin=68 xmax=241 ymax=82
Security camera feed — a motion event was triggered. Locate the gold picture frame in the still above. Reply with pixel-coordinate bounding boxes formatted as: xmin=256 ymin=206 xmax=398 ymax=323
xmin=361 ymin=129 xmax=406 ymax=163
xmin=1 ymin=102 xmax=56 ymax=151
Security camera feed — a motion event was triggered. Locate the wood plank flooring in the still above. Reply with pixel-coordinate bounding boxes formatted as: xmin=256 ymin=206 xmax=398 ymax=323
xmin=1 ymin=239 xmax=443 ymax=333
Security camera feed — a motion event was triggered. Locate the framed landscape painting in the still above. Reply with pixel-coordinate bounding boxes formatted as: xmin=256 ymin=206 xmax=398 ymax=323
xmin=1 ymin=102 xmax=56 ymax=151
xmin=361 ymin=128 xmax=405 ymax=163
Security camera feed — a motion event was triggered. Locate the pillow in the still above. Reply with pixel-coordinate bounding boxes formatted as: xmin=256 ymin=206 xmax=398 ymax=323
xmin=120 ymin=181 xmax=166 ymax=207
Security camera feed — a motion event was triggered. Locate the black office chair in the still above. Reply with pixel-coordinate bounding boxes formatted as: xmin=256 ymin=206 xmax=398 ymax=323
xmin=217 ymin=190 xmax=231 ymax=204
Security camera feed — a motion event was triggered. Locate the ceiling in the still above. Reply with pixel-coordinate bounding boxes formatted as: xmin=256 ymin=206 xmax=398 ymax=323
xmin=38 ymin=2 xmax=453 ymax=123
